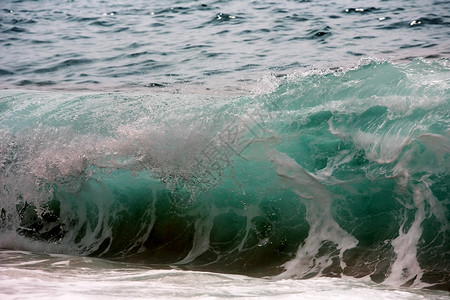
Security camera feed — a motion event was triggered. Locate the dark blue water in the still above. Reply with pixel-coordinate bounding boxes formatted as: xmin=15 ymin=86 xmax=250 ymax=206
xmin=1 ymin=0 xmax=450 ymax=296
xmin=1 ymin=0 xmax=449 ymax=91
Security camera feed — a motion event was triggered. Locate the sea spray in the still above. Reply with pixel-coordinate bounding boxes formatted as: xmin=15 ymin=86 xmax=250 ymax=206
xmin=270 ymin=151 xmax=358 ymax=279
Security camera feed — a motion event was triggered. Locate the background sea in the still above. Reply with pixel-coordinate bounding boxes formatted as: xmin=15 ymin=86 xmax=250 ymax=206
xmin=1 ymin=0 xmax=450 ymax=299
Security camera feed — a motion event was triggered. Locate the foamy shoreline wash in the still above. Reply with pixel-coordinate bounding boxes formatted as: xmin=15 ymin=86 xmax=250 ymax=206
xmin=0 ymin=250 xmax=448 ymax=300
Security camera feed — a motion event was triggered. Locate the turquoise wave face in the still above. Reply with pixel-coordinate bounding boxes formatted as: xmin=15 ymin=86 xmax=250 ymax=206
xmin=0 ymin=60 xmax=449 ymax=290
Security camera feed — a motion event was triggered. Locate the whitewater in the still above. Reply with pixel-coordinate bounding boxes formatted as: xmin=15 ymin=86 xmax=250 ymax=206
xmin=1 ymin=0 xmax=449 ymax=299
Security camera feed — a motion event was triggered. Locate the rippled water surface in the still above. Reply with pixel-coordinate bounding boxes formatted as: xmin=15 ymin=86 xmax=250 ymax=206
xmin=1 ymin=0 xmax=449 ymax=91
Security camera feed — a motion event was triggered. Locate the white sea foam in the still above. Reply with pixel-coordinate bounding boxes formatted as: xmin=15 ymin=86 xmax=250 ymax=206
xmin=1 ymin=251 xmax=447 ymax=300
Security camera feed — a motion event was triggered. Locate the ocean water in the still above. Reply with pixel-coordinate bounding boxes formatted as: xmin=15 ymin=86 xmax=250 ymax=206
xmin=1 ymin=0 xmax=450 ymax=299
